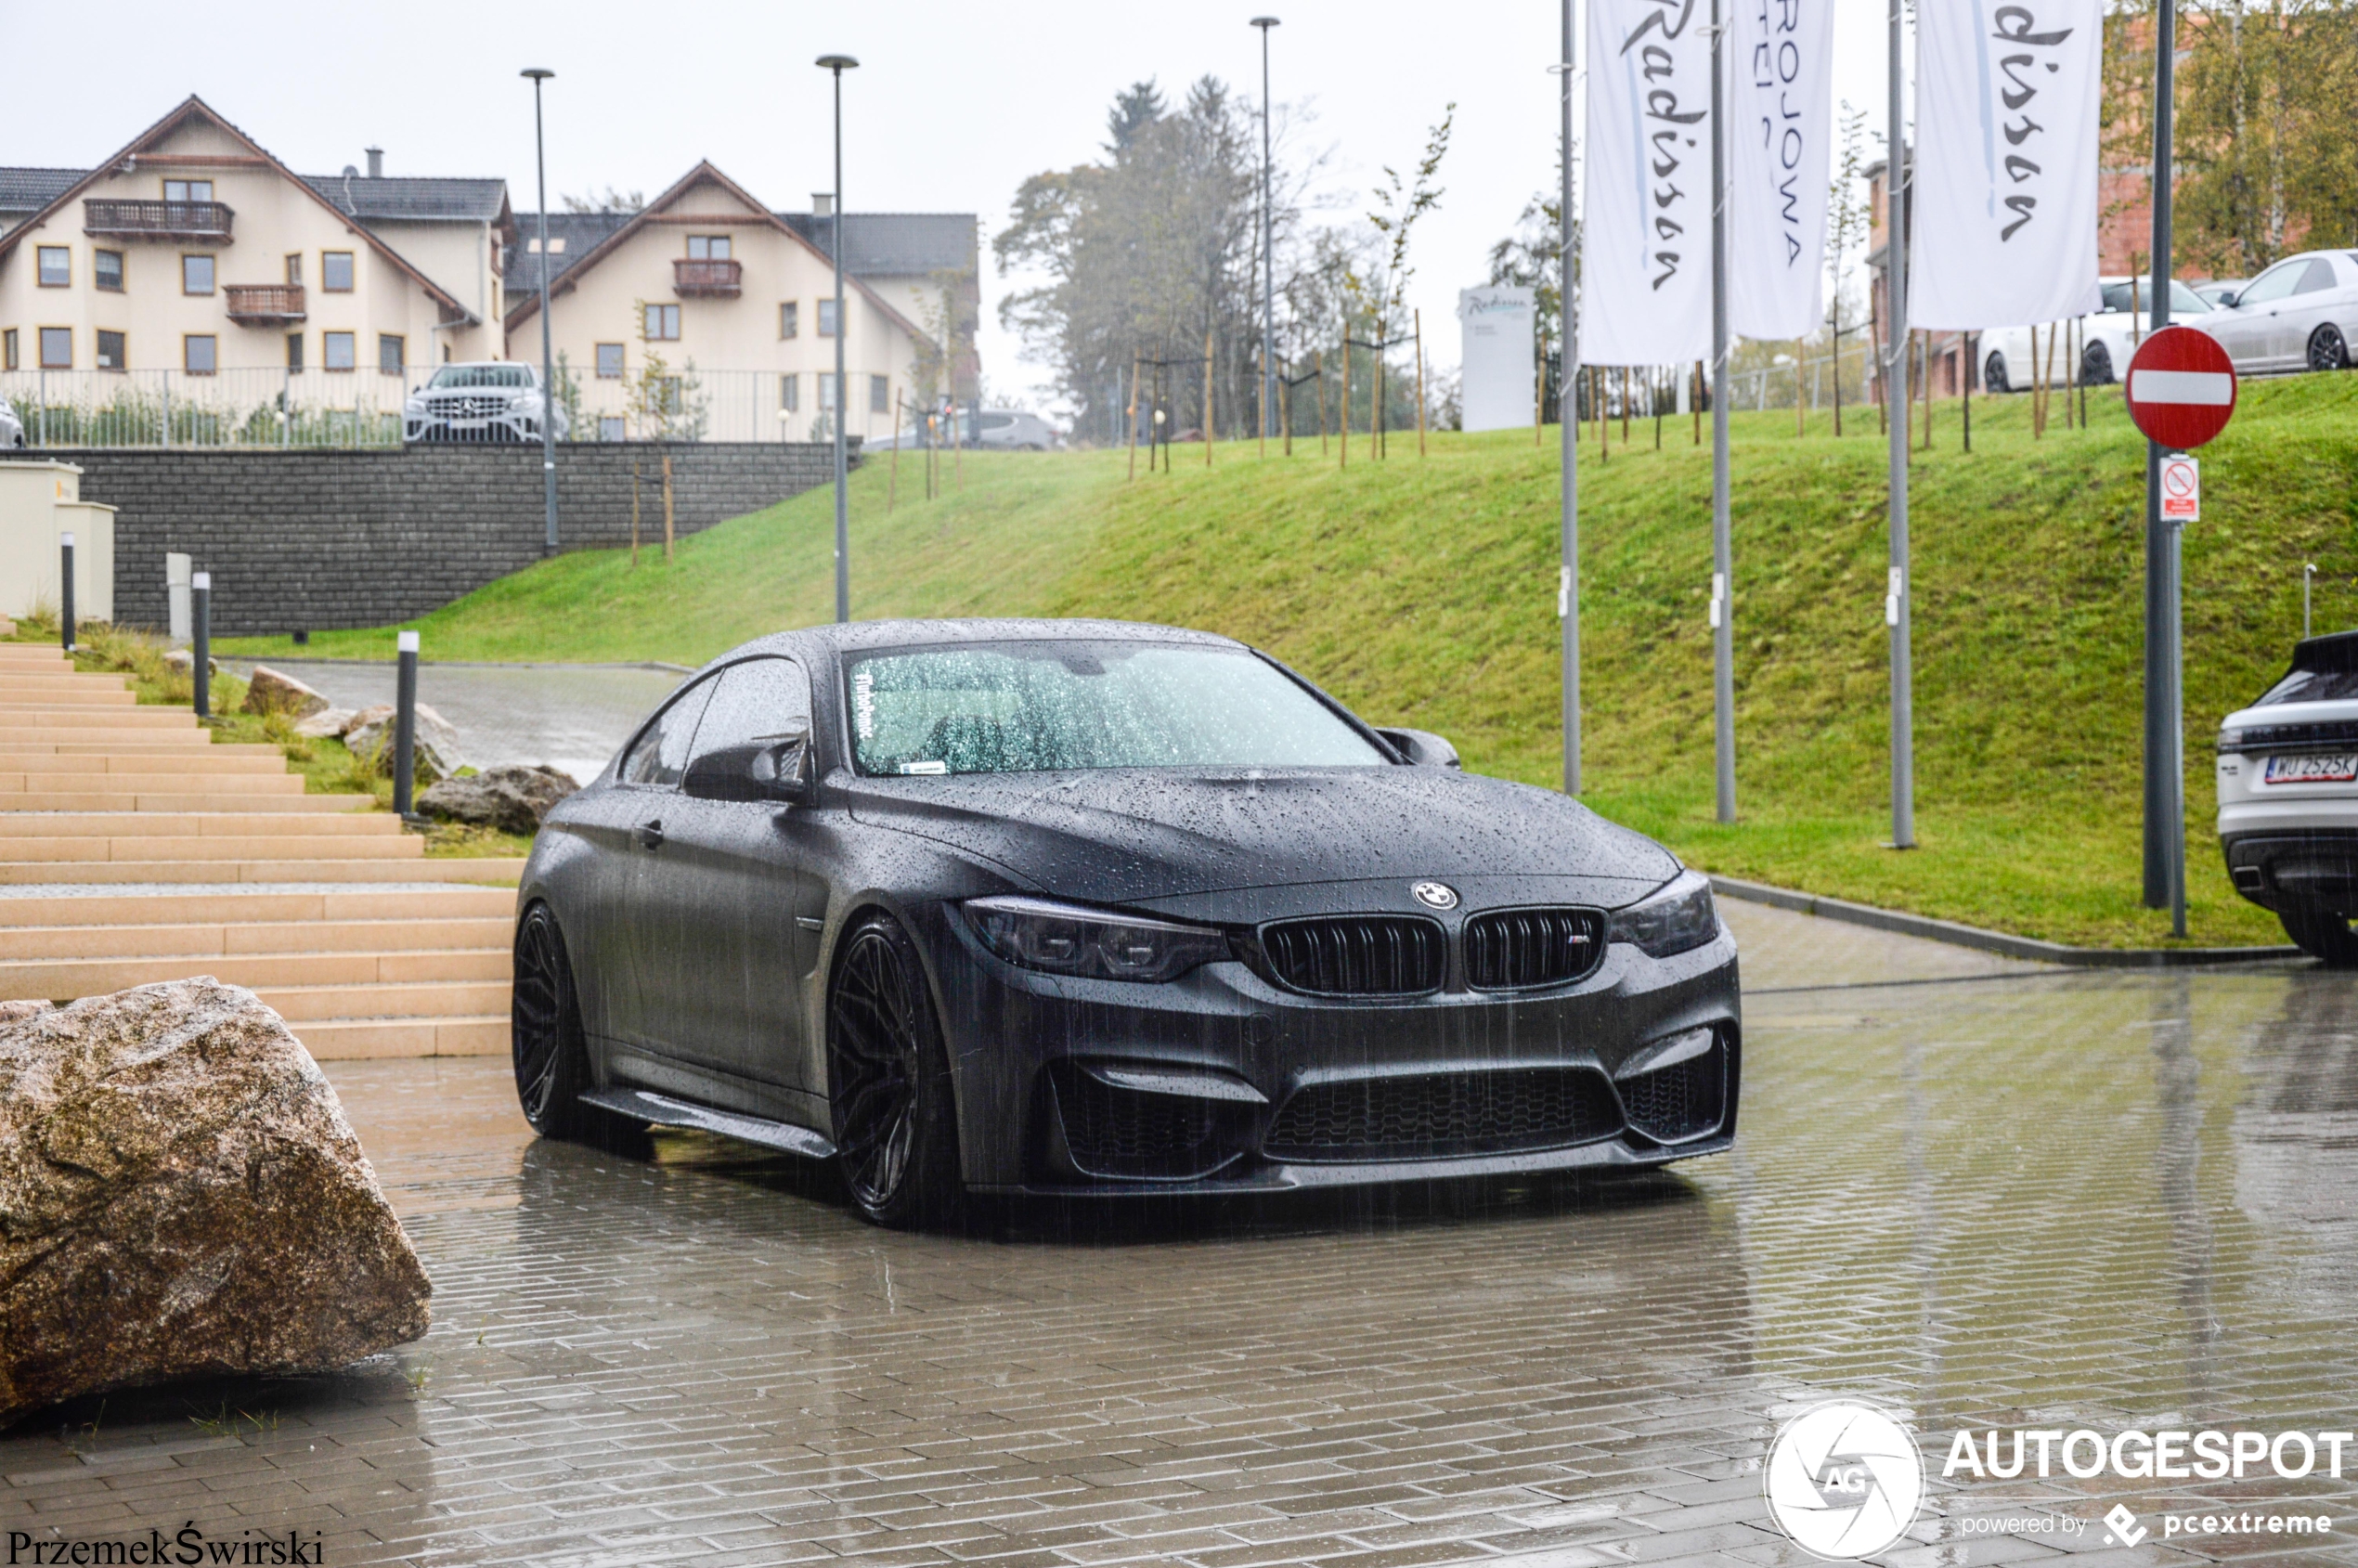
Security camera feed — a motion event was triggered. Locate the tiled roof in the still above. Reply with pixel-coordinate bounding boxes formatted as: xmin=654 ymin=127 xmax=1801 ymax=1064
xmin=779 ymin=213 xmax=977 ymax=276
xmin=501 ymin=211 xmax=635 ymax=299
xmin=303 ymin=174 xmax=509 ymax=223
xmin=0 ymin=168 xmax=88 ymax=213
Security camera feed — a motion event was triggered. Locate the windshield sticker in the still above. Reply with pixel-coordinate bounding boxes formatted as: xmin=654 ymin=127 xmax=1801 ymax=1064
xmin=902 ymin=760 xmax=948 ymax=775
xmin=852 ymin=667 xmax=876 ymax=741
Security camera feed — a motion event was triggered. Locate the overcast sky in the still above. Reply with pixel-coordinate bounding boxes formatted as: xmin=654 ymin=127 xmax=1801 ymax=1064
xmin=6 ymin=0 xmax=1909 ymax=419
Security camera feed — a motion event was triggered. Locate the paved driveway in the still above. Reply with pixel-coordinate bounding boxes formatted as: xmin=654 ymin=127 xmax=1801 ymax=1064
xmin=4 ymin=908 xmax=2352 ymax=1565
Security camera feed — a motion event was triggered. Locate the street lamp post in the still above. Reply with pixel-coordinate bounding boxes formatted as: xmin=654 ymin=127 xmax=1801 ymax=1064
xmin=1251 ymin=18 xmax=1279 ymax=444
xmin=818 ymin=54 xmax=860 ymax=624
xmin=522 ymin=69 xmax=558 ymax=558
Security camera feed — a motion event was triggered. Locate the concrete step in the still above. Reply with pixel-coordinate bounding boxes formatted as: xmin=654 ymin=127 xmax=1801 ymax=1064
xmin=0 ymin=792 xmax=378 ymax=813
xmin=0 ymin=710 xmax=203 ymax=731
xmin=0 ymin=674 xmax=131 ymax=693
xmin=0 ymin=752 xmax=292 ymax=775
xmin=0 ymin=737 xmax=227 ymax=754
xmin=0 ymin=691 xmax=136 ymax=707
xmin=0 ymin=811 xmax=405 ymax=838
xmin=0 ymin=772 xmax=304 ymax=796
xmin=0 ymin=835 xmax=423 ymax=863
xmin=0 ymin=947 xmax=512 ymax=1000
xmin=0 ymin=650 xmax=71 ymax=666
xmin=0 ymin=886 xmax=515 ymax=927
xmin=255 ymin=978 xmax=512 ymax=1022
xmin=0 ymin=857 xmax=525 ymax=886
xmin=0 ymin=915 xmax=513 ymax=960
xmin=292 ymin=1015 xmax=507 ymax=1060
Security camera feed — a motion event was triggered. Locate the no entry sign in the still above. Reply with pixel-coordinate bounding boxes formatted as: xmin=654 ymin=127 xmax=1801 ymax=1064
xmin=2125 ymin=326 xmax=2237 ymax=449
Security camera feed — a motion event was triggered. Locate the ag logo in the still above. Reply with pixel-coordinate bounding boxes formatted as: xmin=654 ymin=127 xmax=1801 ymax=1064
xmin=1410 ymin=880 xmax=1459 ymax=911
xmin=1763 ymin=1402 xmax=1924 ymax=1560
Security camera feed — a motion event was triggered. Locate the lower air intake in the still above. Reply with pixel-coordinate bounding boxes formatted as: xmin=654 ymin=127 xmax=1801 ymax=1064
xmin=1616 ymin=1043 xmax=1728 ymax=1143
xmin=1046 ymin=1062 xmax=1238 ymax=1180
xmin=1264 ymin=1068 xmax=1621 ymax=1161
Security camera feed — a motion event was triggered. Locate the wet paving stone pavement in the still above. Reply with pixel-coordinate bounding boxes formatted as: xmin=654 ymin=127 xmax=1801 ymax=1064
xmin=6 ymin=911 xmax=2357 ymax=1565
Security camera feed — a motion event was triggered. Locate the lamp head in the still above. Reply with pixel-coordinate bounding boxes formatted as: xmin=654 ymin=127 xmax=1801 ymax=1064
xmin=816 ymin=54 xmax=860 ymax=71
xmin=521 ymin=68 xmax=554 ymax=81
xmin=1250 ymin=15 xmax=1279 ymax=27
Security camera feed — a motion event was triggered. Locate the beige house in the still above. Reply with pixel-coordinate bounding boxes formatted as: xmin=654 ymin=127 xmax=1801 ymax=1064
xmin=501 ymin=162 xmax=934 ymax=445
xmin=0 ymin=97 xmax=508 ymax=387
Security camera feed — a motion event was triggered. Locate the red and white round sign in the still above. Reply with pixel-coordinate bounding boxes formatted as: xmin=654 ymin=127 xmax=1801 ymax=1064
xmin=2124 ymin=325 xmax=2237 ymax=449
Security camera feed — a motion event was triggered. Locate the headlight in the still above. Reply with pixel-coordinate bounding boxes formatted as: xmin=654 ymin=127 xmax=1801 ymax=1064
xmin=963 ymin=896 xmax=1229 ymax=983
xmin=1608 ymin=870 xmax=1719 ymax=958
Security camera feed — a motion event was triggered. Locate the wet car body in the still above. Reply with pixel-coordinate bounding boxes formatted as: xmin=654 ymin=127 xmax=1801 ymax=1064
xmin=518 ymin=619 xmax=1741 ymax=1213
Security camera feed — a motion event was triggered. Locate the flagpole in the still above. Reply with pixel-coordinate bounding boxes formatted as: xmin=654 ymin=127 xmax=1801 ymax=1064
xmin=1710 ymin=0 xmax=1735 ymax=823
xmin=1885 ymin=0 xmax=1915 ymax=849
xmin=1560 ymin=0 xmax=1581 ymax=796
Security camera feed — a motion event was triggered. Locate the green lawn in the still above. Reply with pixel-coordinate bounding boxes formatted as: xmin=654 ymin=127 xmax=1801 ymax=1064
xmin=219 ymin=374 xmax=2358 ymax=948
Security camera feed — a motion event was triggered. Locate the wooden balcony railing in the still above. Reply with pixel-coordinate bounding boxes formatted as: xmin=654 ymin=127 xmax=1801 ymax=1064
xmin=224 ymin=284 xmax=306 ymax=325
xmin=673 ymin=257 xmax=743 ymax=297
xmin=83 ymin=199 xmax=236 ymax=241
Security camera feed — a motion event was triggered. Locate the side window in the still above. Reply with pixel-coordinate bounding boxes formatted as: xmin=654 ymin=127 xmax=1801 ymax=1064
xmin=2297 ymin=258 xmax=2339 ymax=294
xmin=688 ymin=658 xmax=813 ymax=764
xmin=618 ymin=677 xmax=718 ymax=787
xmin=2237 ymin=263 xmax=2304 ymax=306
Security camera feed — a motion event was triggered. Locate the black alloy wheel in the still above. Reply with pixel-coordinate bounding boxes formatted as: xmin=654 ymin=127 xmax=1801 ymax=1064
xmin=2280 ymin=910 xmax=2358 ymax=967
xmin=826 ymin=912 xmax=965 ymax=1229
xmin=2080 ymin=339 xmax=2115 ymax=386
xmin=1984 ymin=351 xmax=2011 ymax=395
xmin=2309 ymin=323 xmax=2350 ymax=373
xmin=512 ymin=901 xmax=600 ymax=1139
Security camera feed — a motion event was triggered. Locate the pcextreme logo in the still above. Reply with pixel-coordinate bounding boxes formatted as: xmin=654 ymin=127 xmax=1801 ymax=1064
xmin=1763 ymin=1402 xmax=1927 ymax=1561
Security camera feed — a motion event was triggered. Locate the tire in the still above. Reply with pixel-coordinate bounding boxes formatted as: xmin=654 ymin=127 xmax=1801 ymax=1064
xmin=2309 ymin=323 xmax=2349 ymax=374
xmin=826 ymin=911 xmax=965 ymax=1229
xmin=1984 ymin=351 xmax=2011 ymax=395
xmin=512 ymin=901 xmax=604 ymax=1140
xmin=2280 ymin=910 xmax=2358 ymax=967
xmin=2080 ymin=339 xmax=2115 ymax=386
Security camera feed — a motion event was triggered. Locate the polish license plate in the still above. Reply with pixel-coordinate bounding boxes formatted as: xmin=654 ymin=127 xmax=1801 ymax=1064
xmin=2263 ymin=754 xmax=2358 ymax=784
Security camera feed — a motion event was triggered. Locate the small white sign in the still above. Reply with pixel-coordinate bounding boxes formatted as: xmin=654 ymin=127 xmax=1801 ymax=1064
xmin=2160 ymin=454 xmax=2200 ymax=522
xmin=1458 ymin=286 xmax=1535 ymax=434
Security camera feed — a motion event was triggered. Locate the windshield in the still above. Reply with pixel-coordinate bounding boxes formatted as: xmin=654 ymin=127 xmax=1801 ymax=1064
xmin=427 ymin=365 xmax=534 ymax=389
xmin=2099 ymin=279 xmax=2209 ymax=315
xmin=844 ymin=641 xmax=1391 ymax=775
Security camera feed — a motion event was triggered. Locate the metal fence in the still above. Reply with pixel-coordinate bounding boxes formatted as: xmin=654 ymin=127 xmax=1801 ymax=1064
xmin=0 ymin=366 xmax=865 ymax=449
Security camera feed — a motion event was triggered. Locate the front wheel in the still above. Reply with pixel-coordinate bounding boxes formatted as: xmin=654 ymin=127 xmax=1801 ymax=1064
xmin=827 ymin=912 xmax=965 ymax=1229
xmin=1984 ymin=351 xmax=2011 ymax=395
xmin=2080 ymin=340 xmax=2115 ymax=386
xmin=2309 ymin=324 xmax=2350 ymax=374
xmin=2280 ymin=910 xmax=2358 ymax=967
xmin=512 ymin=902 xmax=602 ymax=1139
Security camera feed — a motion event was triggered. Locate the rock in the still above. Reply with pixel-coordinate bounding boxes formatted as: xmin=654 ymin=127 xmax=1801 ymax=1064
xmin=293 ymin=706 xmax=354 ymax=740
xmin=340 ymin=703 xmax=391 ymax=738
xmin=162 ymin=649 xmax=217 ymax=676
xmin=240 ymin=664 xmax=330 ymax=720
xmin=0 ymin=979 xmax=431 ymax=1424
xmin=343 ymin=705 xmax=462 ymax=785
xmin=418 ymin=765 xmax=579 ymax=835
xmin=0 ymin=1001 xmax=50 ymax=1025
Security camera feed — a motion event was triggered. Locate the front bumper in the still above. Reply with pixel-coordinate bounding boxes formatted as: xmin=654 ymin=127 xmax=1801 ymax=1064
xmin=405 ymin=410 xmax=539 ymax=443
xmin=916 ymin=902 xmax=1742 ymax=1195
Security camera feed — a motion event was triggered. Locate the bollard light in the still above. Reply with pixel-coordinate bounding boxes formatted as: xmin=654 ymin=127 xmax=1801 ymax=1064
xmin=191 ymin=571 xmax=212 ymax=719
xmin=58 ymin=531 xmax=75 ymax=654
xmin=393 ymin=629 xmax=421 ymax=821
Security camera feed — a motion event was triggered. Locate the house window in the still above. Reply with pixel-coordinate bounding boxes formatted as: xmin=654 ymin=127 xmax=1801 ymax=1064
xmin=599 ymin=416 xmax=627 ymax=442
xmin=817 ymin=299 xmax=838 ymax=337
xmin=818 ymin=372 xmax=837 ymax=411
xmin=324 ymin=331 xmax=356 ymax=371
xmin=379 ymin=334 xmax=405 ymax=375
xmin=181 ymin=254 xmax=214 ymax=295
xmin=2 ymin=330 xmax=14 ymax=370
xmin=36 ymin=247 xmax=70 ymax=287
xmin=595 ymin=343 xmax=625 ymax=380
xmin=322 ymin=252 xmax=355 ymax=292
xmin=781 ymin=373 xmax=799 ymax=413
xmin=184 ymin=335 xmax=217 ymax=375
xmin=162 ymin=179 xmax=214 ymax=202
xmin=643 ymin=303 xmax=680 ymax=341
xmin=97 ymin=330 xmax=125 ymax=370
xmin=284 ymin=253 xmax=303 ymax=286
xmin=525 ymin=235 xmax=566 ymax=254
xmin=686 ymin=235 xmax=732 ymax=260
xmin=39 ymin=328 xmax=71 ymax=369
xmin=286 ymin=332 xmax=304 ymax=371
xmin=780 ymin=302 xmax=798 ymax=339
xmin=95 ymin=250 xmax=123 ymax=292
xmin=870 ymin=374 xmax=889 ymax=414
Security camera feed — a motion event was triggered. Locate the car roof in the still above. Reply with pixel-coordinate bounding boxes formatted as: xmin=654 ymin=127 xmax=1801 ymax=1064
xmin=732 ymin=617 xmax=1246 ymax=661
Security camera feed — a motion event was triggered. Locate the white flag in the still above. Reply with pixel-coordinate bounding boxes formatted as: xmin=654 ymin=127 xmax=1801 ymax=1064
xmin=1581 ymin=0 xmax=1714 ymax=368
xmin=1909 ymin=0 xmax=2102 ymax=330
xmin=1728 ymin=0 xmax=1833 ymax=340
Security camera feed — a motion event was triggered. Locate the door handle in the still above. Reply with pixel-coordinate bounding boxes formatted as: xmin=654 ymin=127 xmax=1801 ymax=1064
xmin=636 ymin=819 xmax=666 ymax=849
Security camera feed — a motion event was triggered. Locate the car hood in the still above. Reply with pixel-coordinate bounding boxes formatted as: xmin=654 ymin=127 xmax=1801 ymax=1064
xmin=843 ymin=766 xmax=1678 ymax=906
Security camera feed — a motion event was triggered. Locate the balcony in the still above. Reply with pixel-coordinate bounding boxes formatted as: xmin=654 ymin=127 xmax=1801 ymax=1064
xmin=673 ymin=257 xmax=742 ymax=298
xmin=84 ymin=199 xmax=236 ymax=242
xmin=225 ymin=284 xmax=305 ymax=326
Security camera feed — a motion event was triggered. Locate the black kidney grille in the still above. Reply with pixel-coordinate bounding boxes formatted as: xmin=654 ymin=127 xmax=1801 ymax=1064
xmin=1464 ymin=908 xmax=1607 ymax=990
xmin=1048 ymin=1063 xmax=1237 ymax=1180
xmin=1617 ymin=1044 xmax=1727 ymax=1143
xmin=1255 ymin=916 xmax=1445 ymax=996
xmin=1264 ymin=1068 xmax=1621 ymax=1160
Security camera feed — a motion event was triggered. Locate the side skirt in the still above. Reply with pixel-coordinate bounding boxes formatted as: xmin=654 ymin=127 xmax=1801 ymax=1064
xmin=579 ymin=1086 xmax=839 ymax=1160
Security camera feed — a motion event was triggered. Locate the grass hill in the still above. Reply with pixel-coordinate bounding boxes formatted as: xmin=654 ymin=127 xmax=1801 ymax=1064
xmin=224 ymin=374 xmax=2358 ymax=947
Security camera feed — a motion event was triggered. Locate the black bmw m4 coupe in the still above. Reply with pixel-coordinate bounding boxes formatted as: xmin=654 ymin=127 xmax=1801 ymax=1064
xmin=512 ymin=618 xmax=1741 ymax=1227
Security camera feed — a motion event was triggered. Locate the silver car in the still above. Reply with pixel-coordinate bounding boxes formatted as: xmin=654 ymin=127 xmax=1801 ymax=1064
xmin=404 ymin=362 xmax=570 ymax=444
xmin=0 ymin=395 xmax=22 ymax=448
xmin=970 ymin=408 xmax=1060 ymax=451
xmin=2197 ymin=251 xmax=2358 ymax=376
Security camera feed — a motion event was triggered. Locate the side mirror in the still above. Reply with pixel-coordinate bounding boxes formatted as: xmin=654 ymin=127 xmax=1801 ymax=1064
xmin=681 ymin=733 xmax=814 ymax=804
xmin=1375 ymin=726 xmax=1462 ymax=769
xmin=2216 ymin=290 xmax=2239 ymax=308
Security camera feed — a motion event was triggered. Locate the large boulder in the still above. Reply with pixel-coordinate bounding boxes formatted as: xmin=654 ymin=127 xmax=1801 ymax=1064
xmin=418 ymin=765 xmax=579 ymax=835
xmin=342 ymin=704 xmax=462 ymax=785
xmin=240 ymin=664 xmax=330 ymax=720
xmin=0 ymin=979 xmax=431 ymax=1425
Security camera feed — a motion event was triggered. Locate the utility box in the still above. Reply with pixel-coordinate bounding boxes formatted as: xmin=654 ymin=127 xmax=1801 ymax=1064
xmin=0 ymin=460 xmax=111 ymax=624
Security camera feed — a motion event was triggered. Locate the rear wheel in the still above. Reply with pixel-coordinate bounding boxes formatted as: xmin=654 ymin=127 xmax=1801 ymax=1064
xmin=2309 ymin=323 xmax=2350 ymax=373
xmin=2080 ymin=339 xmax=2115 ymax=385
xmin=512 ymin=902 xmax=601 ymax=1138
xmin=1984 ymin=351 xmax=2011 ymax=395
xmin=2280 ymin=909 xmax=2358 ymax=967
xmin=827 ymin=912 xmax=965 ymax=1229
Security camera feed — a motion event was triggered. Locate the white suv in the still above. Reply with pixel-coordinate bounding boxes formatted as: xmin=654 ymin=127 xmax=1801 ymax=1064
xmin=404 ymin=362 xmax=568 ymax=445
xmin=2217 ymin=630 xmax=2358 ymax=963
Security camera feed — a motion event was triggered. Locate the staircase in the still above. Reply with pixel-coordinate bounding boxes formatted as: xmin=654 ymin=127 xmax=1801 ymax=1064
xmin=0 ymin=643 xmax=525 ymax=1059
